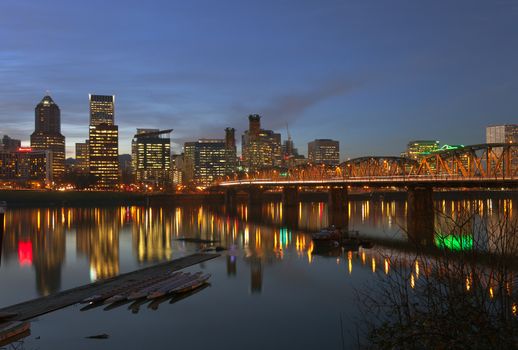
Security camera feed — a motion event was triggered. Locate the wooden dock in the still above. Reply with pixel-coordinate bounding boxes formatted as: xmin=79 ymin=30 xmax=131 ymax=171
xmin=0 ymin=253 xmax=219 ymax=321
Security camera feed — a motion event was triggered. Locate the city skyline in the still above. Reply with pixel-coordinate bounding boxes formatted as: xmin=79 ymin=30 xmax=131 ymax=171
xmin=1 ymin=1 xmax=517 ymax=159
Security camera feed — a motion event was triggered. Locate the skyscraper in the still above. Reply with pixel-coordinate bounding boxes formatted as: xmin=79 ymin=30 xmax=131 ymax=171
xmin=88 ymin=94 xmax=119 ymax=189
xmin=241 ymin=114 xmax=282 ymax=171
xmin=131 ymin=129 xmax=172 ymax=187
xmin=486 ymin=125 xmax=518 ymax=144
xmin=225 ymin=127 xmax=237 ymax=174
xmin=308 ymin=139 xmax=340 ymax=165
xmin=30 ymin=95 xmax=65 ymax=182
xmin=183 ymin=139 xmax=227 ymax=186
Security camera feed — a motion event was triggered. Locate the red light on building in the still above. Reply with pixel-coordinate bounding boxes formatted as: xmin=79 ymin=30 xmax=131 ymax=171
xmin=17 ymin=147 xmax=33 ymax=153
xmin=18 ymin=241 xmax=33 ymax=266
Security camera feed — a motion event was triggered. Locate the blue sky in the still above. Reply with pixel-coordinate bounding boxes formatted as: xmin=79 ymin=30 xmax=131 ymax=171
xmin=1 ymin=0 xmax=517 ymax=159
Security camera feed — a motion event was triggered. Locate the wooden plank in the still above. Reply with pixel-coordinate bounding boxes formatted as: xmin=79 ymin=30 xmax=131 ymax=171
xmin=0 ymin=253 xmax=219 ymax=321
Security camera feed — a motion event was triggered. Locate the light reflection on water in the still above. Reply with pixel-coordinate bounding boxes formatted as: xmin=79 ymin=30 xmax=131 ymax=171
xmin=0 ymin=197 xmax=516 ymax=349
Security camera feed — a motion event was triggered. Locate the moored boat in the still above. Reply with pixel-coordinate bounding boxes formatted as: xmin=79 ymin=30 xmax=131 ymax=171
xmin=0 ymin=321 xmax=30 ymax=346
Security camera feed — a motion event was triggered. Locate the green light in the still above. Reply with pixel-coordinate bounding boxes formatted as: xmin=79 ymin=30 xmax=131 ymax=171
xmin=434 ymin=234 xmax=473 ymax=251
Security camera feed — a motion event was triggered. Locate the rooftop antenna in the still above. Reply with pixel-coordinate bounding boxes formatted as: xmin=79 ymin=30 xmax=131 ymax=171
xmin=286 ymin=123 xmax=292 ymax=141
xmin=45 ymin=89 xmax=51 ymax=96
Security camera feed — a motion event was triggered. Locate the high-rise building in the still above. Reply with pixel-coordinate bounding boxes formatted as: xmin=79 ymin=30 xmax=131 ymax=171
xmin=30 ymin=95 xmax=65 ymax=182
xmin=182 ymin=142 xmax=196 ymax=184
xmin=486 ymin=125 xmax=518 ymax=144
xmin=75 ymin=141 xmax=89 ymax=173
xmin=404 ymin=140 xmax=440 ymax=160
xmin=242 ymin=114 xmax=282 ymax=171
xmin=183 ymin=139 xmax=227 ymax=186
xmin=88 ymin=94 xmax=119 ymax=189
xmin=2 ymin=135 xmax=21 ymax=152
xmin=171 ymin=154 xmax=184 ymax=185
xmin=131 ymin=129 xmax=172 ymax=187
xmin=224 ymin=127 xmax=237 ymax=174
xmin=308 ymin=139 xmax=340 ymax=165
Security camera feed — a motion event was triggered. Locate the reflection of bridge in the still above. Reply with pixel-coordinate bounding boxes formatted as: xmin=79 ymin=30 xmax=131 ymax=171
xmin=214 ymin=144 xmax=517 ymax=242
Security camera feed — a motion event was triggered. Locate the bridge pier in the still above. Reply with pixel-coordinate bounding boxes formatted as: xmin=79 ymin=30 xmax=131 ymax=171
xmin=282 ymin=186 xmax=299 ymax=207
xmin=224 ymin=188 xmax=237 ymax=210
xmin=407 ymin=186 xmax=435 ymax=246
xmin=328 ymin=186 xmax=349 ymax=229
xmin=247 ymin=187 xmax=264 ymax=207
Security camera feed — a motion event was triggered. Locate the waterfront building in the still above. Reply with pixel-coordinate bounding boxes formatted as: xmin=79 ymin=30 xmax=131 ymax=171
xmin=182 ymin=142 xmax=196 ymax=184
xmin=241 ymin=114 xmax=282 ymax=171
xmin=88 ymin=94 xmax=119 ymax=189
xmin=131 ymin=129 xmax=172 ymax=187
xmin=2 ymin=135 xmax=21 ymax=152
xmin=171 ymin=153 xmax=184 ymax=185
xmin=30 ymin=95 xmax=65 ymax=182
xmin=0 ymin=147 xmax=52 ymax=186
xmin=75 ymin=141 xmax=89 ymax=173
xmin=486 ymin=125 xmax=518 ymax=144
xmin=308 ymin=139 xmax=340 ymax=165
xmin=183 ymin=139 xmax=227 ymax=186
xmin=404 ymin=140 xmax=440 ymax=160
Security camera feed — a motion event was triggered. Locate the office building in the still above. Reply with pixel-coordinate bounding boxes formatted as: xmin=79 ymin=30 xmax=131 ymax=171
xmin=404 ymin=140 xmax=440 ymax=160
xmin=2 ymin=135 xmax=21 ymax=152
xmin=183 ymin=139 xmax=227 ymax=186
xmin=0 ymin=147 xmax=52 ymax=185
xmin=486 ymin=125 xmax=518 ymax=144
xmin=225 ymin=127 xmax=237 ymax=174
xmin=88 ymin=94 xmax=119 ymax=189
xmin=308 ymin=139 xmax=340 ymax=165
xmin=75 ymin=141 xmax=89 ymax=173
xmin=30 ymin=95 xmax=65 ymax=182
xmin=171 ymin=154 xmax=184 ymax=185
xmin=131 ymin=129 xmax=172 ymax=187
xmin=242 ymin=114 xmax=282 ymax=171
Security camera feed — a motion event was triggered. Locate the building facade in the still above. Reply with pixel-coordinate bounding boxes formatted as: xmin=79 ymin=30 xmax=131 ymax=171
xmin=0 ymin=148 xmax=52 ymax=186
xmin=183 ymin=139 xmax=227 ymax=186
xmin=241 ymin=114 xmax=282 ymax=171
xmin=30 ymin=95 xmax=65 ymax=182
xmin=131 ymin=129 xmax=172 ymax=187
xmin=225 ymin=127 xmax=237 ymax=174
xmin=404 ymin=140 xmax=440 ymax=160
xmin=88 ymin=94 xmax=119 ymax=189
xmin=75 ymin=141 xmax=89 ymax=173
xmin=308 ymin=139 xmax=340 ymax=165
xmin=486 ymin=125 xmax=518 ymax=144
xmin=2 ymin=135 xmax=21 ymax=152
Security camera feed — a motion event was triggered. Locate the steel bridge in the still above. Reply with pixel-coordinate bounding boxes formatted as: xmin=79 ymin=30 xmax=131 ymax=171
xmin=216 ymin=143 xmax=518 ymax=188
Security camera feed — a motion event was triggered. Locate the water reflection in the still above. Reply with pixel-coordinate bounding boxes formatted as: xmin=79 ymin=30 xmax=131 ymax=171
xmin=0 ymin=197 xmax=516 ymax=298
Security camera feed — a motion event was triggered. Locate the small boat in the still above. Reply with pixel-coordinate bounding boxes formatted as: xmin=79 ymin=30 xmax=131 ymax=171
xmin=128 ymin=272 xmax=197 ymax=301
xmin=312 ymin=226 xmax=342 ymax=242
xmin=0 ymin=321 xmax=30 ymax=346
xmin=82 ymin=272 xmax=180 ymax=304
xmin=146 ymin=272 xmax=204 ymax=300
xmin=170 ymin=274 xmax=211 ymax=294
xmin=105 ymin=272 xmax=188 ymax=304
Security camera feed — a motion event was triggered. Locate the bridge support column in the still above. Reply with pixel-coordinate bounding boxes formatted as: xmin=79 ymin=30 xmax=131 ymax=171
xmin=407 ymin=186 xmax=434 ymax=246
xmin=282 ymin=186 xmax=299 ymax=207
xmin=328 ymin=186 xmax=349 ymax=229
xmin=247 ymin=187 xmax=264 ymax=207
xmin=224 ymin=188 xmax=237 ymax=210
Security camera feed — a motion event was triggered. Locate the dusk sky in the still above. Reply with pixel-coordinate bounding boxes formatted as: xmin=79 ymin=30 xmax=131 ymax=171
xmin=1 ymin=0 xmax=517 ymax=159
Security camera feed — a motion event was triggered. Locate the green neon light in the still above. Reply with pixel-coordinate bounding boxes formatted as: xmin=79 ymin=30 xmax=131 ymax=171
xmin=434 ymin=234 xmax=473 ymax=251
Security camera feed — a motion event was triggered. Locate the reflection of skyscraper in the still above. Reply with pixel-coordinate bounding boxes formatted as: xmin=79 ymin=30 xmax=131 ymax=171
xmin=30 ymin=95 xmax=65 ymax=182
xmin=88 ymin=94 xmax=119 ymax=189
xmin=226 ymin=255 xmax=237 ymax=276
xmin=76 ymin=208 xmax=120 ymax=280
xmin=250 ymin=257 xmax=262 ymax=294
xmin=132 ymin=207 xmax=173 ymax=263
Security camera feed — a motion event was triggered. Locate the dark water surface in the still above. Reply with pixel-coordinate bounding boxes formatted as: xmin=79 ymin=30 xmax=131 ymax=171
xmin=0 ymin=196 xmax=516 ymax=349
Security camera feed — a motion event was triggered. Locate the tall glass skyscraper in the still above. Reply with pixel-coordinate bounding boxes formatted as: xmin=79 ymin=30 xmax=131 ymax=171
xmin=30 ymin=95 xmax=65 ymax=182
xmin=88 ymin=94 xmax=119 ymax=189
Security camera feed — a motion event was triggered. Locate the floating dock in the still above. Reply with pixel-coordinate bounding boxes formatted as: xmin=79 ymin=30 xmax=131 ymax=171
xmin=0 ymin=253 xmax=219 ymax=321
